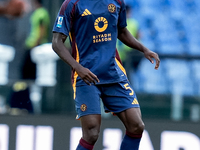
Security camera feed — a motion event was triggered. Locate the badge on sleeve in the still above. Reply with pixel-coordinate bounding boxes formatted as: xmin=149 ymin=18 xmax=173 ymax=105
xmin=57 ymin=16 xmax=63 ymax=28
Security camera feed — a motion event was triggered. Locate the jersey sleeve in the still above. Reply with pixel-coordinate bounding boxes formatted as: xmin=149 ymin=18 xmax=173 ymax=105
xmin=52 ymin=1 xmax=74 ymax=36
xmin=118 ymin=0 xmax=127 ymax=28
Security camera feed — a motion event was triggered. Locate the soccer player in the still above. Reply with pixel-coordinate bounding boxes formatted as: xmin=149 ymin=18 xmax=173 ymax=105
xmin=52 ymin=0 xmax=160 ymax=150
xmin=21 ymin=0 xmax=50 ymax=79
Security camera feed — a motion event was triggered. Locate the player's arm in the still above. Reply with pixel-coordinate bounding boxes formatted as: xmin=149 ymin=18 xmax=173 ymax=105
xmin=52 ymin=32 xmax=99 ymax=85
xmin=118 ymin=27 xmax=160 ymax=70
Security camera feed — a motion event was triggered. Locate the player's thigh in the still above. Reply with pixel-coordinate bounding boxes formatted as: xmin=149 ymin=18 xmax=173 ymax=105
xmin=102 ymin=80 xmax=139 ymax=113
xmin=116 ymin=107 xmax=144 ymax=134
xmin=75 ymin=85 xmax=101 ymax=119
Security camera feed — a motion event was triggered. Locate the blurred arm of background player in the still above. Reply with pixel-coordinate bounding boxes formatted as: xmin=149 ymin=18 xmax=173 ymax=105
xmin=126 ymin=5 xmax=140 ymax=40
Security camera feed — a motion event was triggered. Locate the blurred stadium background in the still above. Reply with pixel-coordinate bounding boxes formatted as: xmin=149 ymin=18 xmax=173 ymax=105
xmin=0 ymin=0 xmax=200 ymax=150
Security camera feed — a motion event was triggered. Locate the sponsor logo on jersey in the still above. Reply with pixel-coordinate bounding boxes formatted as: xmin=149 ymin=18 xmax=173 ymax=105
xmin=108 ymin=4 xmax=116 ymax=13
xmin=80 ymin=104 xmax=87 ymax=112
xmin=93 ymin=33 xmax=112 ymax=43
xmin=93 ymin=17 xmax=112 ymax=43
xmin=57 ymin=16 xmax=63 ymax=28
xmin=82 ymin=9 xmax=92 ymax=16
xmin=94 ymin=17 xmax=108 ymax=32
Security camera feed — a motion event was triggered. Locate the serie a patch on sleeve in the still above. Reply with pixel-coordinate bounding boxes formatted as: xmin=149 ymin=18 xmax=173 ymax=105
xmin=57 ymin=16 xmax=63 ymax=28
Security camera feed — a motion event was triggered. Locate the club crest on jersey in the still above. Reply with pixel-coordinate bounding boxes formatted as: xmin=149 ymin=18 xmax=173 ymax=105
xmin=108 ymin=3 xmax=116 ymax=13
xmin=57 ymin=16 xmax=63 ymax=28
xmin=80 ymin=104 xmax=87 ymax=112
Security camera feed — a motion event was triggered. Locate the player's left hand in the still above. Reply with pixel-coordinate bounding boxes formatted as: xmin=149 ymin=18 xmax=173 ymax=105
xmin=144 ymin=50 xmax=160 ymax=70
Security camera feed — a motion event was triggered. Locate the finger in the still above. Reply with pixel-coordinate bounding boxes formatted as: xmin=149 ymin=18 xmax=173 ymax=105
xmin=83 ymin=78 xmax=91 ymax=86
xmin=147 ymin=56 xmax=154 ymax=64
xmin=155 ymin=58 xmax=160 ymax=70
xmin=152 ymin=53 xmax=160 ymax=70
xmin=89 ymin=72 xmax=100 ymax=83
xmin=86 ymin=76 xmax=96 ymax=85
xmin=94 ymin=76 xmax=100 ymax=83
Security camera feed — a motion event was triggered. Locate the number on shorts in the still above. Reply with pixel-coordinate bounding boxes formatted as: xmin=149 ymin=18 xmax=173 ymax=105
xmin=124 ymin=83 xmax=134 ymax=95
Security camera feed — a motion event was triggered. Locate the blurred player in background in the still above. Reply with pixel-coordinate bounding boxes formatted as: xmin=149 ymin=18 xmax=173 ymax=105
xmin=21 ymin=0 xmax=50 ymax=80
xmin=52 ymin=0 xmax=160 ymax=150
xmin=0 ymin=0 xmax=25 ymax=17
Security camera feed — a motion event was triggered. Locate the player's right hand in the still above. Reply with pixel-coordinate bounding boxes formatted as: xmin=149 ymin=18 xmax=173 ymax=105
xmin=76 ymin=65 xmax=100 ymax=85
